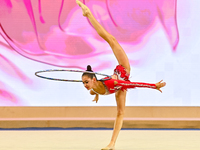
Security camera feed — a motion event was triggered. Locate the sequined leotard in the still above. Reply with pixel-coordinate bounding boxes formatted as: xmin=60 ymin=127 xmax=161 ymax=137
xmin=91 ymin=65 xmax=157 ymax=95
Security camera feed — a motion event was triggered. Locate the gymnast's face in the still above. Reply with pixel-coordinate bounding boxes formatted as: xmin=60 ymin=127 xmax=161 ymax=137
xmin=82 ymin=75 xmax=95 ymax=90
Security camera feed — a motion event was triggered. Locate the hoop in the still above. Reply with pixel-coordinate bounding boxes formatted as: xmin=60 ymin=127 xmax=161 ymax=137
xmin=35 ymin=69 xmax=112 ymax=82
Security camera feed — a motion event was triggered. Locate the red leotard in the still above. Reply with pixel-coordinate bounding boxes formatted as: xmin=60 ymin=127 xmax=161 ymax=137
xmin=102 ymin=78 xmax=156 ymax=94
xmin=98 ymin=65 xmax=157 ymax=95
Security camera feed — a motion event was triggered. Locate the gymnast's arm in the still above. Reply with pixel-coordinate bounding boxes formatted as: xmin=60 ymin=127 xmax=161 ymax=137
xmin=90 ymin=90 xmax=99 ymax=103
xmin=128 ymin=80 xmax=166 ymax=93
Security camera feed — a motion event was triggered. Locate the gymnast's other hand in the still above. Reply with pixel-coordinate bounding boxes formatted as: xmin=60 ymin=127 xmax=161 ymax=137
xmin=92 ymin=94 xmax=99 ymax=103
xmin=155 ymin=80 xmax=166 ymax=93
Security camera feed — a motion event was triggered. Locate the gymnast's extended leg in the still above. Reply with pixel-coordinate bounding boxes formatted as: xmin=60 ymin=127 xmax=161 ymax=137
xmin=76 ymin=0 xmax=130 ymax=74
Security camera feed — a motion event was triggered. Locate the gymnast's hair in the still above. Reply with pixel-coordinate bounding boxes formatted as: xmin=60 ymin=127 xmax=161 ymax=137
xmin=82 ymin=65 xmax=97 ymax=80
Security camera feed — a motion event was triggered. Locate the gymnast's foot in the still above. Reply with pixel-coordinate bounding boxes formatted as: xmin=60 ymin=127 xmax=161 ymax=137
xmin=101 ymin=144 xmax=115 ymax=150
xmin=76 ymin=0 xmax=91 ymax=17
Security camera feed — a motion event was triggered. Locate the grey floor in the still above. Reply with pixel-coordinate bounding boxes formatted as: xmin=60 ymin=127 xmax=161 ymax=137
xmin=0 ymin=129 xmax=199 ymax=150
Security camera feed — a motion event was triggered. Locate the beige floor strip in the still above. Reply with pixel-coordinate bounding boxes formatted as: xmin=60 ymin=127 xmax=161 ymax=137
xmin=0 ymin=130 xmax=199 ymax=150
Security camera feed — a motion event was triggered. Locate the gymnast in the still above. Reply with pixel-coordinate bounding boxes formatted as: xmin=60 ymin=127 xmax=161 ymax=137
xmin=77 ymin=1 xmax=166 ymax=150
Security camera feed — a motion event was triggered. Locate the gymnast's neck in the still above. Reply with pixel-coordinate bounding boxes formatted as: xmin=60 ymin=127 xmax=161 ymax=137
xmin=92 ymin=80 xmax=106 ymax=95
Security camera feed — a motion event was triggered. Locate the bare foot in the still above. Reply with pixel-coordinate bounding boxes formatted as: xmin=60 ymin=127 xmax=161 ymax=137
xmin=101 ymin=143 xmax=115 ymax=150
xmin=155 ymin=80 xmax=166 ymax=93
xmin=76 ymin=0 xmax=90 ymax=17
xmin=101 ymin=146 xmax=115 ymax=150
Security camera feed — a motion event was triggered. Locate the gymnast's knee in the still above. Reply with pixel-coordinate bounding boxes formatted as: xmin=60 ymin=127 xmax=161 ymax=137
xmin=117 ymin=110 xmax=125 ymax=117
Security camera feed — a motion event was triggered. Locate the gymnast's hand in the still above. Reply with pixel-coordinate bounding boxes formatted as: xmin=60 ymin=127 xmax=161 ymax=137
xmin=92 ymin=94 xmax=99 ymax=103
xmin=155 ymin=80 xmax=166 ymax=93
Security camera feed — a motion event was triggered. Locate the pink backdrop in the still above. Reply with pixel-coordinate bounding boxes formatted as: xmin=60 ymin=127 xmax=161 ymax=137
xmin=0 ymin=0 xmax=199 ymax=106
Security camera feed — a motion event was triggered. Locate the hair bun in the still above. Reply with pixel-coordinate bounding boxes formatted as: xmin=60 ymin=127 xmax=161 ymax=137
xmin=86 ymin=65 xmax=93 ymax=72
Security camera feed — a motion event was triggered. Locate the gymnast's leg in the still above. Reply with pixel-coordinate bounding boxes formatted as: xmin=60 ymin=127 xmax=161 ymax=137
xmin=76 ymin=0 xmax=130 ymax=74
xmin=104 ymin=90 xmax=127 ymax=150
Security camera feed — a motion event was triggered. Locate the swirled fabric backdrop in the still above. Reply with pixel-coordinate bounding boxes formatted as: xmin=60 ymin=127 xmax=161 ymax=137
xmin=0 ymin=0 xmax=199 ymax=106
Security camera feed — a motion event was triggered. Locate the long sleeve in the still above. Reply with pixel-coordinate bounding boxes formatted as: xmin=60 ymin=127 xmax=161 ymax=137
xmin=118 ymin=81 xmax=157 ymax=89
xmin=103 ymin=79 xmax=157 ymax=94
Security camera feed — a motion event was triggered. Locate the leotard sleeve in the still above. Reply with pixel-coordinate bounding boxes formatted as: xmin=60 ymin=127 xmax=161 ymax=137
xmin=103 ymin=79 xmax=156 ymax=94
xmin=118 ymin=81 xmax=156 ymax=89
